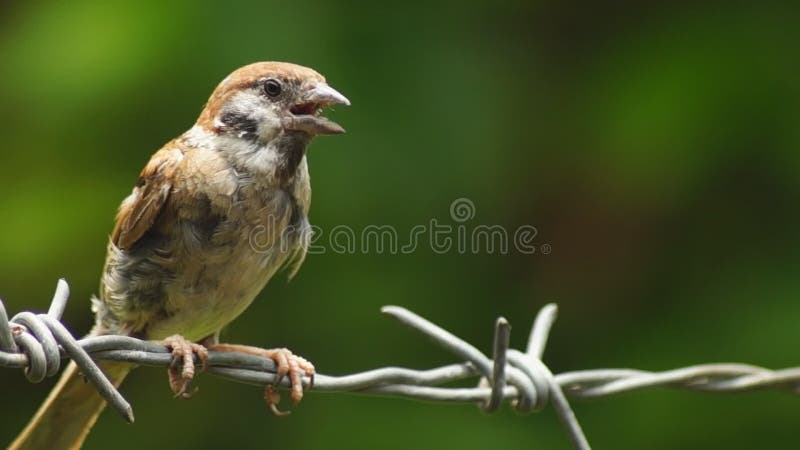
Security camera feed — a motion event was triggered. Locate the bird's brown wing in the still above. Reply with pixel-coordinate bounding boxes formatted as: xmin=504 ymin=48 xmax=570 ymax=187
xmin=112 ymin=146 xmax=184 ymax=250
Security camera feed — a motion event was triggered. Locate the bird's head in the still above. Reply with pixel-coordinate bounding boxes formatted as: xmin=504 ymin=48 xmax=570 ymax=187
xmin=197 ymin=62 xmax=350 ymax=143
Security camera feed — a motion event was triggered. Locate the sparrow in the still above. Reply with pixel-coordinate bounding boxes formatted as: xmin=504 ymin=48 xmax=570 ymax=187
xmin=10 ymin=61 xmax=349 ymax=450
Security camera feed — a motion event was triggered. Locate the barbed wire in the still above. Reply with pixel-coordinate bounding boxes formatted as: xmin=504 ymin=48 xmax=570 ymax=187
xmin=2 ymin=280 xmax=799 ymax=449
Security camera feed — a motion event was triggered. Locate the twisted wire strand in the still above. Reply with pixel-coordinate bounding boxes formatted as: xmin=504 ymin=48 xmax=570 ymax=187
xmin=2 ymin=281 xmax=798 ymax=450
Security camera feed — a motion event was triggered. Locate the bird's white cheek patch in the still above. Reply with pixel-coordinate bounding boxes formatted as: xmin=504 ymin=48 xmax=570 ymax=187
xmin=184 ymin=125 xmax=281 ymax=178
xmin=256 ymin=115 xmax=282 ymax=142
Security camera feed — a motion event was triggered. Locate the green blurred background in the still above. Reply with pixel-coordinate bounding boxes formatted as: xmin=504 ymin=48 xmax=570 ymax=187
xmin=1 ymin=1 xmax=799 ymax=449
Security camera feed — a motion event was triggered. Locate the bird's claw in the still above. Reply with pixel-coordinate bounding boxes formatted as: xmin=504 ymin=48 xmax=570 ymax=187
xmin=264 ymin=385 xmax=290 ymax=416
xmin=207 ymin=344 xmax=314 ymax=415
xmin=163 ymin=334 xmax=208 ymax=399
xmin=264 ymin=348 xmax=315 ymax=414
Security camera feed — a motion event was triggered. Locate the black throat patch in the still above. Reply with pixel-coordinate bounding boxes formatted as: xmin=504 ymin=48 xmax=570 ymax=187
xmin=274 ymin=131 xmax=312 ymax=183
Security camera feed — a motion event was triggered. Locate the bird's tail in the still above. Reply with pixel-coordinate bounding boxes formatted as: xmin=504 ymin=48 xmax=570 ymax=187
xmin=8 ymin=359 xmax=132 ymax=450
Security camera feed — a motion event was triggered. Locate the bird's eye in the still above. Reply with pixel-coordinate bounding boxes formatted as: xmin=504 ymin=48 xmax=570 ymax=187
xmin=263 ymin=79 xmax=282 ymax=97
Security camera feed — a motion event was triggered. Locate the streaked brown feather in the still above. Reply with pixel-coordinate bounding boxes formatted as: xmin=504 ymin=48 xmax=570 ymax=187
xmin=112 ymin=146 xmax=184 ymax=250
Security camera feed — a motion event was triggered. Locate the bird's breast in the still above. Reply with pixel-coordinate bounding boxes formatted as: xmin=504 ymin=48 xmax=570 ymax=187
xmin=100 ymin=157 xmax=311 ymax=341
xmin=155 ymin=182 xmax=309 ymax=340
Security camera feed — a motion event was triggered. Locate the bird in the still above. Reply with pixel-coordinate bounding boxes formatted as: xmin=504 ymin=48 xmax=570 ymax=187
xmin=9 ymin=61 xmax=349 ymax=450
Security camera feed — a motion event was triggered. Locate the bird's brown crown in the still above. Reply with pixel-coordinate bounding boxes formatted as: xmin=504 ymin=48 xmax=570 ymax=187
xmin=197 ymin=62 xmax=327 ymax=129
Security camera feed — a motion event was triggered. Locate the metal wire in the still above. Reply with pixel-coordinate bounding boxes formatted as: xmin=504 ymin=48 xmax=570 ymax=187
xmin=2 ymin=281 xmax=799 ymax=450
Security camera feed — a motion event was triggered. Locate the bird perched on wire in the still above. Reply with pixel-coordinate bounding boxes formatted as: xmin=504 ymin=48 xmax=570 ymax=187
xmin=10 ymin=61 xmax=349 ymax=450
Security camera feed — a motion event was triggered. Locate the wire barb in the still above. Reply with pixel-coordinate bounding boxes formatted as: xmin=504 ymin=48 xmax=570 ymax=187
xmin=2 ymin=281 xmax=799 ymax=449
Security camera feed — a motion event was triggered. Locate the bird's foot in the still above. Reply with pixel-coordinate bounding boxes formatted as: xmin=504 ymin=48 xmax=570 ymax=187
xmin=163 ymin=334 xmax=208 ymax=399
xmin=210 ymin=344 xmax=314 ymax=415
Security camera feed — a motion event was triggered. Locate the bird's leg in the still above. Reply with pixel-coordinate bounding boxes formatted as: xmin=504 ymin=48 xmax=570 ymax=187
xmin=163 ymin=335 xmax=209 ymax=399
xmin=209 ymin=344 xmax=315 ymax=415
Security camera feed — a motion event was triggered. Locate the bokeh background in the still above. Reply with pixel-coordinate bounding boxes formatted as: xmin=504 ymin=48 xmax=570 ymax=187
xmin=1 ymin=1 xmax=799 ymax=449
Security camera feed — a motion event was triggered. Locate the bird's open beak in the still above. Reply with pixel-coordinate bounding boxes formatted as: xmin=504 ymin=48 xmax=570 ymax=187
xmin=283 ymin=83 xmax=350 ymax=135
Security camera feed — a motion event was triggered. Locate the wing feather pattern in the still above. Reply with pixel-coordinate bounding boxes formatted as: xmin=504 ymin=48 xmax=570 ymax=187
xmin=112 ymin=147 xmax=184 ymax=250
